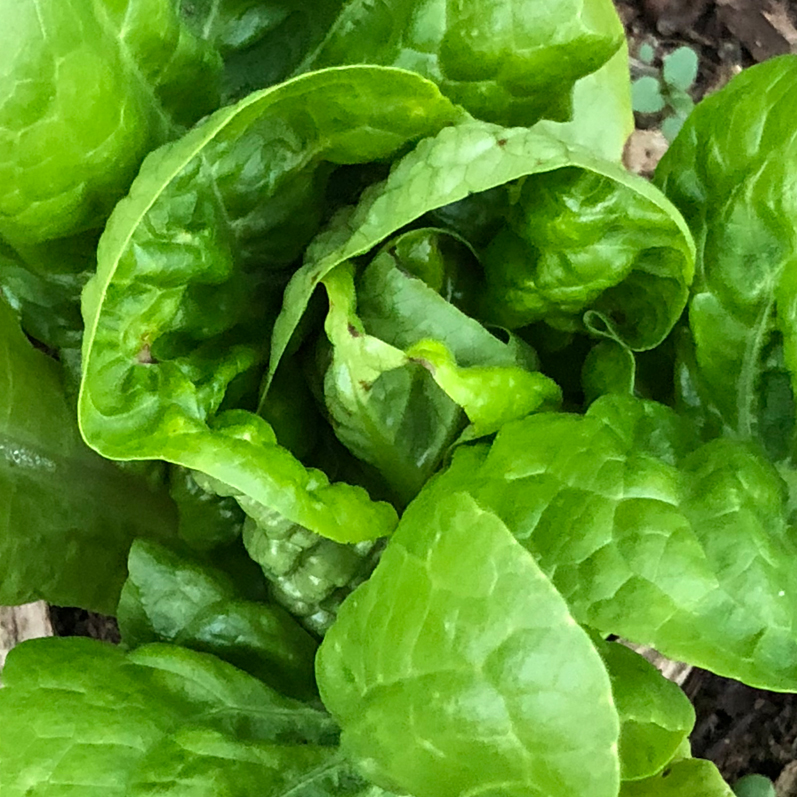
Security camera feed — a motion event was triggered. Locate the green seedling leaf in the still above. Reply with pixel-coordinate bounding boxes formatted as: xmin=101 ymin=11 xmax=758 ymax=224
xmin=733 ymin=774 xmax=776 ymax=797
xmin=632 ymin=76 xmax=666 ymax=114
xmin=663 ymin=46 xmax=699 ymax=93
xmin=638 ymin=42 xmax=656 ymax=64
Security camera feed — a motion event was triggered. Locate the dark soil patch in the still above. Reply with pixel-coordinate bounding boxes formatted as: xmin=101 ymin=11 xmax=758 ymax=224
xmin=49 ymin=606 xmax=120 ymax=644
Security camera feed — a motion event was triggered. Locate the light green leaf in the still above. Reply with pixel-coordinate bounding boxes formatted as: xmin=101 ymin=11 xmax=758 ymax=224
xmin=597 ymin=641 xmax=695 ymax=781
xmin=440 ymin=394 xmax=797 ymax=690
xmin=0 ymin=0 xmax=222 ymax=247
xmin=480 ymin=165 xmax=692 ymax=341
xmin=0 ymin=297 xmax=177 ymax=612
xmin=621 ymin=759 xmax=734 ymax=796
xmin=539 ymin=43 xmax=634 ymax=161
xmin=733 ymin=774 xmax=777 ymax=797
xmin=317 ymin=490 xmax=620 ymax=797
xmin=118 ymin=540 xmax=318 ymax=699
xmin=298 ymin=0 xmax=624 ymax=126
xmin=0 ymin=637 xmax=378 ymax=797
xmin=406 ymin=338 xmax=562 ymax=437
xmin=80 ymin=66 xmax=459 ymax=542
xmin=357 ymin=231 xmax=534 ymax=369
xmin=656 ymin=56 xmax=797 ymax=460
xmin=270 ymin=120 xmax=694 ymax=384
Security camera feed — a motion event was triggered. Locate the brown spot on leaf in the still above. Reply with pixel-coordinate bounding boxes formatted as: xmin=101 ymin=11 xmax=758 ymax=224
xmin=137 ymin=344 xmax=157 ymax=364
xmin=347 ymin=323 xmax=361 ymax=338
xmin=359 ymin=380 xmax=372 ymax=392
xmin=409 ymin=356 xmax=436 ymax=376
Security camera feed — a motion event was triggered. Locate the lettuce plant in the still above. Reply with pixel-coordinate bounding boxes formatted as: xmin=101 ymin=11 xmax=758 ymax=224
xmin=2 ymin=0 xmax=795 ymax=795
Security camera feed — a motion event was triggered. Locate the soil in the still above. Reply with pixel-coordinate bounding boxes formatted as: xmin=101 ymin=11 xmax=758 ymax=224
xmin=38 ymin=3 xmax=797 ymax=794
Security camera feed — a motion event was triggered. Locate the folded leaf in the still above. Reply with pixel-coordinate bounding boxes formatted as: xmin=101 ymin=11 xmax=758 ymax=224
xmin=620 ymin=759 xmax=734 ymax=796
xmin=299 ymin=0 xmax=624 ymax=126
xmin=118 ymin=540 xmax=318 ymax=699
xmin=597 ymin=641 xmax=695 ymax=782
xmin=321 ymin=264 xmax=462 ymax=503
xmin=406 ymin=338 xmax=562 ymax=438
xmin=270 ymin=120 xmax=694 ymax=385
xmin=442 ymin=394 xmax=797 ymax=690
xmin=317 ymin=490 xmax=620 ymax=797
xmin=0 ymin=637 xmax=360 ymax=797
xmin=480 ymin=166 xmax=692 ymax=342
xmin=655 ymin=56 xmax=797 ymax=460
xmin=81 ymin=66 xmax=458 ymax=542
xmin=0 ymin=297 xmax=176 ymax=612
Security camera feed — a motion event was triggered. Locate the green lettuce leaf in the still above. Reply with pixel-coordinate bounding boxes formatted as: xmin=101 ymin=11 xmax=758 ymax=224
xmin=299 ymin=0 xmax=624 ymax=126
xmin=0 ymin=0 xmax=223 ymax=248
xmin=655 ymin=56 xmax=797 ymax=460
xmin=538 ymin=44 xmax=633 ymax=161
xmin=582 ymin=339 xmax=636 ymax=405
xmin=269 ymin=120 xmax=694 ymax=386
xmin=597 ymin=641 xmax=695 ymax=781
xmin=181 ymin=0 xmax=348 ymax=101
xmin=80 ymin=66 xmax=460 ymax=542
xmin=317 ymin=490 xmax=620 ymax=797
xmin=620 ymin=759 xmax=734 ymax=796
xmin=0 ymin=637 xmax=377 ymax=797
xmin=439 ymin=393 xmax=797 ymax=690
xmin=0 ymin=296 xmax=177 ymax=612
xmin=118 ymin=539 xmax=318 ymax=699
xmin=169 ymin=465 xmax=245 ymax=551
xmin=321 ymin=263 xmax=462 ymax=504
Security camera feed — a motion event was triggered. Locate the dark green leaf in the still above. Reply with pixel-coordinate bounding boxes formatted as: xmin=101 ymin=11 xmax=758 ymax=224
xmin=118 ymin=540 xmax=318 ymax=699
xmin=0 ymin=297 xmax=177 ymax=612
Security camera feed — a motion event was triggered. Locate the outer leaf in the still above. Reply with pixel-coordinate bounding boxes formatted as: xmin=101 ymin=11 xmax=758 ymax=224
xmin=0 ymin=637 xmax=374 ymax=797
xmin=598 ymin=641 xmax=695 ymax=781
xmin=439 ymin=394 xmax=797 ymax=690
xmin=538 ymin=43 xmax=633 ymax=161
xmin=620 ymin=759 xmax=734 ymax=796
xmin=299 ymin=0 xmax=624 ymax=126
xmin=269 ymin=120 xmax=694 ymax=384
xmin=0 ymin=297 xmax=176 ymax=612
xmin=0 ymin=0 xmax=222 ymax=247
xmin=80 ymin=66 xmax=459 ymax=542
xmin=655 ymin=56 xmax=797 ymax=459
xmin=317 ymin=490 xmax=620 ymax=797
xmin=118 ymin=540 xmax=318 ymax=699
